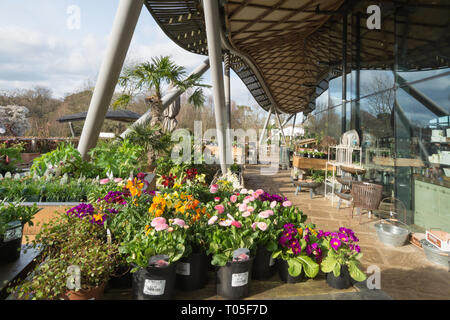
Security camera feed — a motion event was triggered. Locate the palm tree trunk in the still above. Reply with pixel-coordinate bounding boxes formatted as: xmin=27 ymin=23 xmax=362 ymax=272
xmin=146 ymin=96 xmax=163 ymax=168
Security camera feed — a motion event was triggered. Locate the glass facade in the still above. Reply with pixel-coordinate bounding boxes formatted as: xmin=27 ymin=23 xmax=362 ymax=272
xmin=304 ymin=1 xmax=450 ymax=231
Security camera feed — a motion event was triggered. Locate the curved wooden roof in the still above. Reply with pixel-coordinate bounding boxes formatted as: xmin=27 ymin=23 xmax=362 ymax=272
xmin=144 ymin=0 xmax=450 ymax=114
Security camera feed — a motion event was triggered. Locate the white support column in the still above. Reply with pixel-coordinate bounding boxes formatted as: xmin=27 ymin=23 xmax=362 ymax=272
xmin=259 ymin=107 xmax=272 ymax=146
xmin=224 ymin=51 xmax=231 ymax=130
xmin=78 ymin=0 xmax=144 ymax=159
xmin=120 ymin=59 xmax=210 ymax=138
xmin=203 ymin=0 xmax=228 ymax=174
xmin=291 ymin=113 xmax=297 ymax=145
xmin=274 ymin=108 xmax=287 ymax=145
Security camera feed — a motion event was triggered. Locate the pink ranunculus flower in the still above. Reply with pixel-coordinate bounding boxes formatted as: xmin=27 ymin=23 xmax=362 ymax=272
xmin=219 ymin=220 xmax=232 ymax=227
xmin=246 ymin=206 xmax=254 ymax=213
xmin=151 ymin=217 xmax=167 ymax=227
xmin=282 ymin=201 xmax=292 ymax=207
xmin=240 ymin=188 xmax=248 ymax=194
xmin=114 ymin=178 xmax=123 ymax=183
xmin=230 ymin=195 xmax=238 ymax=203
xmin=270 ymin=201 xmax=277 ymax=208
xmin=155 ymin=223 xmax=169 ymax=231
xmin=210 ymin=184 xmax=219 ymax=194
xmin=251 ymin=222 xmax=257 ymax=230
xmin=208 ymin=216 xmax=218 ymax=225
xmin=258 ymin=211 xmax=270 ymax=219
xmin=231 ymin=220 xmax=242 ymax=228
xmin=252 ymin=192 xmax=260 ymax=199
xmin=214 ymin=197 xmax=221 ymax=202
xmin=242 ymin=211 xmax=251 ymax=218
xmin=238 ymin=203 xmax=248 ymax=212
xmin=266 ymin=210 xmax=274 ymax=216
xmin=100 ymin=178 xmax=110 ymax=185
xmin=257 ymin=222 xmax=268 ymax=231
xmin=214 ymin=204 xmax=225 ymax=214
xmin=172 ymin=218 xmax=186 ymax=227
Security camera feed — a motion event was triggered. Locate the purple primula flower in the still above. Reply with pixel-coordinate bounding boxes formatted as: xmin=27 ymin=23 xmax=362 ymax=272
xmin=330 ymin=238 xmax=341 ymax=251
xmin=338 ymin=233 xmax=349 ymax=242
xmin=305 ymin=245 xmax=313 ymax=256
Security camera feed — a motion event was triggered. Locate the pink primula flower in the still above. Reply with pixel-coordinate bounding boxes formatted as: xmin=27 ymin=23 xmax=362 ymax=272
xmin=151 ymin=217 xmax=167 ymax=227
xmin=208 ymin=216 xmax=218 ymax=225
xmin=210 ymin=184 xmax=219 ymax=194
xmin=242 ymin=211 xmax=251 ymax=218
xmin=172 ymin=218 xmax=186 ymax=227
xmin=231 ymin=220 xmax=242 ymax=228
xmin=214 ymin=204 xmax=225 ymax=214
xmin=155 ymin=223 xmax=169 ymax=231
xmin=230 ymin=195 xmax=238 ymax=203
xmin=100 ymin=178 xmax=110 ymax=185
xmin=258 ymin=211 xmax=270 ymax=218
xmin=282 ymin=201 xmax=292 ymax=207
xmin=257 ymin=222 xmax=268 ymax=231
xmin=238 ymin=203 xmax=248 ymax=212
xmin=270 ymin=201 xmax=277 ymax=208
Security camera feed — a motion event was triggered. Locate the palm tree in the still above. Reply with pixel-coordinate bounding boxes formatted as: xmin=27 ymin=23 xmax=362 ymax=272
xmin=113 ymin=55 xmax=209 ymax=130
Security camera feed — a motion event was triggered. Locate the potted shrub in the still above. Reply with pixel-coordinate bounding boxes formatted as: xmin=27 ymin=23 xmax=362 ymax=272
xmin=204 ymin=203 xmax=258 ymax=299
xmin=120 ymin=217 xmax=189 ymax=300
xmin=0 ymin=200 xmax=41 ymax=264
xmin=11 ymin=213 xmax=120 ymax=300
xmin=318 ymin=228 xmax=367 ymax=289
xmin=272 ymin=223 xmax=320 ymax=283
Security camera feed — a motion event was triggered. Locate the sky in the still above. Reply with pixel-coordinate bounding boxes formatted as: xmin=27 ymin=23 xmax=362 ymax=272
xmin=0 ymin=0 xmax=259 ymax=108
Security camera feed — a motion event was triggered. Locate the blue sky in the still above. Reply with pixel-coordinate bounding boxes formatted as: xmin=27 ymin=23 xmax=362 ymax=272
xmin=0 ymin=0 xmax=258 ymax=108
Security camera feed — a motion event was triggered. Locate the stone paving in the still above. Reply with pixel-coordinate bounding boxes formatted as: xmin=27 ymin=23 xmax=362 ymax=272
xmin=243 ymin=165 xmax=450 ymax=300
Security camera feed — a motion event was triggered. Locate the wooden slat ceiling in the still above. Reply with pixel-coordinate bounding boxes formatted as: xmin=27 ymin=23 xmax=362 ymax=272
xmin=145 ymin=0 xmax=450 ymax=114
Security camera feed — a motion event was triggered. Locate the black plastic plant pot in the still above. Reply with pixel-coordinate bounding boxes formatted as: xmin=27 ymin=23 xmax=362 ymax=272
xmin=216 ymin=258 xmax=253 ymax=300
xmin=277 ymin=259 xmax=305 ymax=283
xmin=0 ymin=221 xmax=23 ymax=265
xmin=109 ymin=264 xmax=132 ymax=289
xmin=175 ymin=252 xmax=209 ymax=291
xmin=131 ymin=263 xmax=177 ymax=300
xmin=252 ymin=246 xmax=277 ymax=280
xmin=326 ymin=265 xmax=352 ymax=289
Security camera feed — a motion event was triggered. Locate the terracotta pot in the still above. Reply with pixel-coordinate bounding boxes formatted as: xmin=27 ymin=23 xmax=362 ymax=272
xmin=63 ymin=282 xmax=107 ymax=300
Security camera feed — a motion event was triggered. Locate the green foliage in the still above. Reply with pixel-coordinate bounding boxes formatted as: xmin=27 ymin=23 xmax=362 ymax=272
xmin=11 ymin=214 xmax=120 ymax=300
xmin=0 ymin=142 xmax=24 ymax=175
xmin=30 ymin=143 xmax=99 ymax=178
xmin=88 ymin=140 xmax=144 ymax=178
xmin=0 ymin=200 xmax=41 ymax=236
xmin=120 ymin=224 xmax=189 ymax=270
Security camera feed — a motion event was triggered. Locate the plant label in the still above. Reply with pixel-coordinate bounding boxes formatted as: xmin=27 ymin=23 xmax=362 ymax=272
xmin=143 ymin=279 xmax=166 ymax=296
xmin=269 ymin=256 xmax=275 ymax=267
xmin=176 ymin=262 xmax=190 ymax=276
xmin=231 ymin=272 xmax=248 ymax=287
xmin=4 ymin=226 xmax=22 ymax=242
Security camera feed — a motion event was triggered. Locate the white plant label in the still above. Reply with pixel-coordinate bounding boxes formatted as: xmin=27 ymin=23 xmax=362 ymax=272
xmin=4 ymin=226 xmax=22 ymax=242
xmin=231 ymin=272 xmax=248 ymax=287
xmin=269 ymin=256 xmax=275 ymax=267
xmin=143 ymin=279 xmax=166 ymax=296
xmin=176 ymin=262 xmax=190 ymax=276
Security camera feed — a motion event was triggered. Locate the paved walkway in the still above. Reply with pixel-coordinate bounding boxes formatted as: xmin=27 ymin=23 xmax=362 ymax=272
xmin=243 ymin=165 xmax=450 ymax=300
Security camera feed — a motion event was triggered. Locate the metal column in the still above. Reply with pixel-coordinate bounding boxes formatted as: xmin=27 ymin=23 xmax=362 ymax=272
xmin=203 ymin=0 xmax=228 ymax=174
xmin=341 ymin=13 xmax=348 ymax=134
xmin=259 ymin=107 xmax=272 ymax=146
xmin=291 ymin=113 xmax=297 ymax=145
xmin=78 ymin=0 xmax=144 ymax=159
xmin=274 ymin=109 xmax=287 ymax=145
xmin=224 ymin=51 xmax=231 ymax=130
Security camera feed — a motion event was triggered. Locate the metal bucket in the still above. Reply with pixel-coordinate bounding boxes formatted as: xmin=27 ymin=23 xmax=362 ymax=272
xmin=374 ymin=219 xmax=410 ymax=247
xmin=420 ymin=239 xmax=450 ymax=269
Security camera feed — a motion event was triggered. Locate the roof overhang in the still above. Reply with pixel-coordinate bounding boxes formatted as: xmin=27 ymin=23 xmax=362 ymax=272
xmin=144 ymin=0 xmax=450 ymax=114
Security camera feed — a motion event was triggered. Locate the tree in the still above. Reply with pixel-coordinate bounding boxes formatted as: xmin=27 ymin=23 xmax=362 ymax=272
xmin=113 ymin=56 xmax=210 ymax=130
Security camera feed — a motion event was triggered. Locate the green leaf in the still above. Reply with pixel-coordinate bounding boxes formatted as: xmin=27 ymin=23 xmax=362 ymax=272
xmin=348 ymin=261 xmax=367 ymax=282
xmin=320 ymin=255 xmax=337 ymax=274
xmin=211 ymin=253 xmax=228 ymax=267
xmin=296 ymin=255 xmax=319 ymax=278
xmin=287 ymin=258 xmax=302 ymax=277
xmin=333 ymin=262 xmax=341 ymax=277
xmin=272 ymin=250 xmax=282 ymax=259
xmin=266 ymin=240 xmax=278 ymax=252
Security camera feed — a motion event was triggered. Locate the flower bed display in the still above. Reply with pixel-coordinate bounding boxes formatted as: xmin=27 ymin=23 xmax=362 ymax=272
xmin=5 ymin=162 xmax=367 ymax=300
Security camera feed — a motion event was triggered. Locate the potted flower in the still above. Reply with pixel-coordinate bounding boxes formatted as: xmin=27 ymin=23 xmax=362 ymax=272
xmin=0 ymin=200 xmax=41 ymax=264
xmin=204 ymin=204 xmax=258 ymax=299
xmin=11 ymin=213 xmax=120 ymax=300
xmin=272 ymin=223 xmax=320 ymax=283
xmin=120 ymin=217 xmax=189 ymax=300
xmin=318 ymin=227 xmax=367 ymax=289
